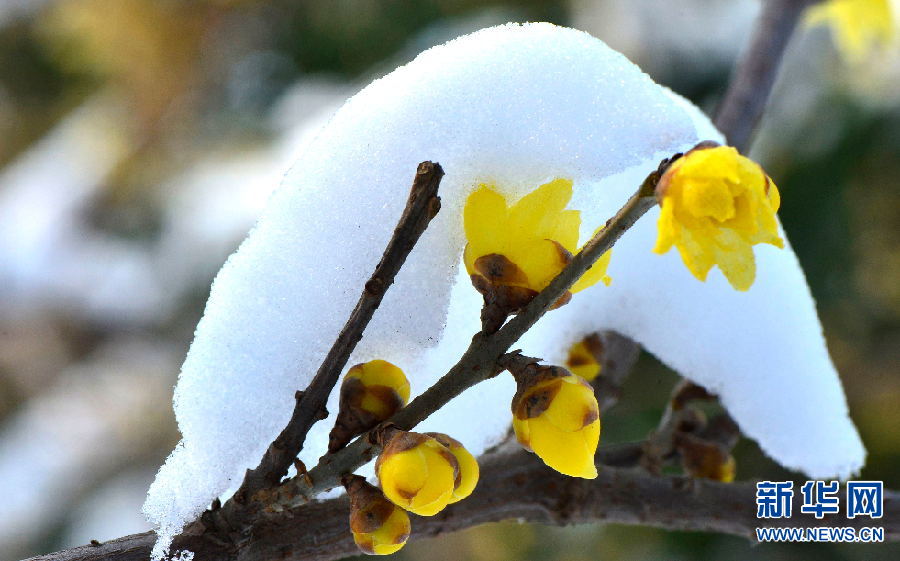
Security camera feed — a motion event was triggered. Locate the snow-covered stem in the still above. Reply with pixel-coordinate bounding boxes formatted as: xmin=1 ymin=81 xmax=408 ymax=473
xmin=715 ymin=0 xmax=819 ymax=151
xmin=265 ymin=154 xmax=669 ymax=509
xmin=25 ymin=446 xmax=900 ymax=561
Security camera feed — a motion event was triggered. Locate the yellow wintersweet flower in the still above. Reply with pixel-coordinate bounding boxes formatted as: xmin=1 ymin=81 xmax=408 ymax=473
xmin=510 ymin=364 xmax=601 ymax=479
xmin=807 ymin=0 xmax=897 ymax=63
xmin=565 ymin=334 xmax=604 ymax=382
xmin=376 ymin=430 xmax=459 ymax=516
xmin=463 ymin=179 xmax=611 ymax=313
xmin=329 ymin=360 xmax=411 ymax=452
xmin=425 ymin=432 xmax=480 ymax=503
xmin=344 ymin=475 xmax=411 ymax=555
xmin=653 ymin=145 xmax=784 ymax=291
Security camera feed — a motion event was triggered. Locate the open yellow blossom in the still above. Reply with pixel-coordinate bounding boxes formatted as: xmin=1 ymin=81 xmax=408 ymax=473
xmin=806 ymin=0 xmax=897 ymax=63
xmin=565 ymin=334 xmax=605 ymax=382
xmin=653 ymin=145 xmax=784 ymax=291
xmin=510 ymin=364 xmax=601 ymax=479
xmin=463 ymin=179 xmax=611 ymax=312
xmin=344 ymin=475 xmax=411 ymax=555
xmin=329 ymin=360 xmax=411 ymax=452
xmin=376 ymin=431 xmax=459 ymax=516
xmin=425 ymin=432 xmax=480 ymax=503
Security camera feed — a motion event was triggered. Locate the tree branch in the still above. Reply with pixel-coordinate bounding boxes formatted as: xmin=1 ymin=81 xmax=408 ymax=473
xmin=28 ymin=445 xmax=900 ymax=561
xmin=586 ymin=331 xmax=640 ymax=411
xmin=714 ymin=0 xmax=818 ymax=152
xmin=231 ymin=161 xmax=443 ymax=503
xmin=265 ymin=154 xmax=672 ymax=511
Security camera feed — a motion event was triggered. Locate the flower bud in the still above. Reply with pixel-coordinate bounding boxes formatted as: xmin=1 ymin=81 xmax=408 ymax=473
xmin=343 ymin=475 xmax=411 ymax=555
xmin=329 ymin=360 xmax=410 ymax=452
xmin=424 ymin=432 xmax=479 ymax=503
xmin=509 ymin=362 xmax=600 ymax=479
xmin=676 ymin=433 xmax=736 ymax=483
xmin=376 ymin=430 xmax=459 ymax=516
xmin=564 ymin=333 xmax=604 ymax=382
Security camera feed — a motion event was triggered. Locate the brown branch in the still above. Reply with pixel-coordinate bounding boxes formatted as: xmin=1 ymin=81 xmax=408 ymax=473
xmin=587 ymin=331 xmax=640 ymax=410
xmin=28 ymin=445 xmax=900 ymax=561
xmin=714 ymin=0 xmax=818 ymax=152
xmin=266 ymin=154 xmax=672 ymax=511
xmin=230 ymin=162 xmax=443 ymax=504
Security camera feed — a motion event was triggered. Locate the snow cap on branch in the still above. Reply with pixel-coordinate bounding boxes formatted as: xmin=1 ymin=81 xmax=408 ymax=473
xmin=144 ymin=22 xmax=865 ymax=558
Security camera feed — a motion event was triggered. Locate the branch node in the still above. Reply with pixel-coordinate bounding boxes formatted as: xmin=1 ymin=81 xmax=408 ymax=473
xmin=364 ymin=277 xmax=384 ymax=295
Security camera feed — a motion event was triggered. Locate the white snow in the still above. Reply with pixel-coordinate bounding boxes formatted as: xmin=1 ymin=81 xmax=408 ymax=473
xmin=145 ymin=22 xmax=864 ymax=556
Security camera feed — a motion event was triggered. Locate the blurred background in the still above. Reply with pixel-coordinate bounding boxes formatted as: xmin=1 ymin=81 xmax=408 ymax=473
xmin=0 ymin=1 xmax=897 ymax=560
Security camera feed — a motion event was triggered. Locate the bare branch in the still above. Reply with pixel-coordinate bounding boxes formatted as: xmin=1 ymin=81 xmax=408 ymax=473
xmin=232 ymin=162 xmax=444 ymax=502
xmin=585 ymin=331 xmax=640 ymax=410
xmin=714 ymin=0 xmax=818 ymax=152
xmin=266 ymin=153 xmax=672 ymax=510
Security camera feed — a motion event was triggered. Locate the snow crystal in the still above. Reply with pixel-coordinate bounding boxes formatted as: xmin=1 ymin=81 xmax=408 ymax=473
xmin=145 ymin=22 xmax=864 ymax=555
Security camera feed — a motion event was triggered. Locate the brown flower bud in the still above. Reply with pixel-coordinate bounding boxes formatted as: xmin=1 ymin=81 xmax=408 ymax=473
xmin=676 ymin=432 xmax=736 ymax=483
xmin=343 ymin=474 xmax=410 ymax=555
xmin=329 ymin=360 xmax=410 ymax=452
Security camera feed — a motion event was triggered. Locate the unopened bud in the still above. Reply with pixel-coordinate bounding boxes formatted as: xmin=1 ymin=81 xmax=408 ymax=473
xmin=676 ymin=433 xmax=736 ymax=483
xmin=376 ymin=430 xmax=459 ymax=516
xmin=329 ymin=360 xmax=410 ymax=452
xmin=565 ymin=333 xmax=604 ymax=381
xmin=509 ymin=361 xmax=600 ymax=479
xmin=343 ymin=474 xmax=411 ymax=555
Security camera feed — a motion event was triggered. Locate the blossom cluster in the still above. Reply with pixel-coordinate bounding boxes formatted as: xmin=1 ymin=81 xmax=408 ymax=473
xmin=345 ymin=146 xmax=773 ymax=553
xmin=333 ymin=361 xmax=479 ymax=555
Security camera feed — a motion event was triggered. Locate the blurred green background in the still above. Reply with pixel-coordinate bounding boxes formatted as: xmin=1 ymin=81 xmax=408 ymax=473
xmin=0 ymin=1 xmax=897 ymax=560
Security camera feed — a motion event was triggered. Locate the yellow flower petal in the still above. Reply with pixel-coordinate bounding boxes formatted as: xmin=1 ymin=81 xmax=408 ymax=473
xmin=426 ymin=433 xmax=480 ymax=503
xmin=360 ymin=507 xmax=410 ymax=555
xmin=571 ymin=247 xmax=612 ymax=293
xmin=682 ymin=177 xmax=736 ymax=222
xmin=553 ymin=209 xmax=582 ymax=252
xmin=526 ymin=415 xmax=599 ymax=478
xmin=715 ymin=230 xmax=757 ymax=292
xmin=463 ymin=185 xmax=509 ymax=273
xmin=507 ymin=178 xmax=574 ymax=241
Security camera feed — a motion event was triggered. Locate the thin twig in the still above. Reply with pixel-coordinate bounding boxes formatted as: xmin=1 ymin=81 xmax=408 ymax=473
xmin=225 ymin=162 xmax=443 ymax=505
xmin=266 ymin=153 xmax=673 ymax=509
xmin=714 ymin=0 xmax=818 ymax=152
